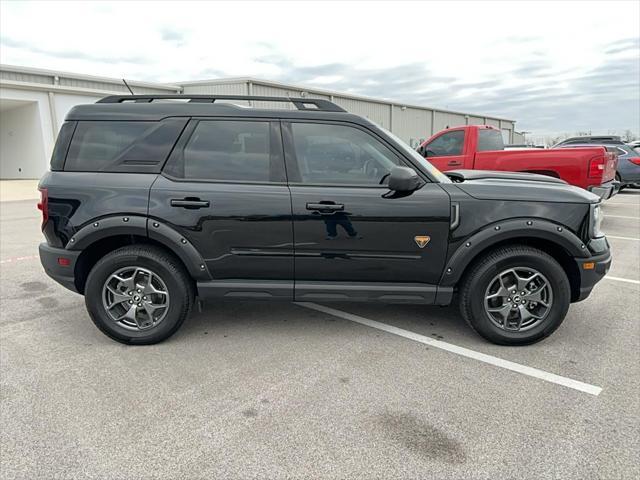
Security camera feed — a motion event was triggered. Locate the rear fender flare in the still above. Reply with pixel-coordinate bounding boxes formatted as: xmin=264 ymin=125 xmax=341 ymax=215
xmin=440 ymin=218 xmax=588 ymax=287
xmin=66 ymin=215 xmax=212 ymax=281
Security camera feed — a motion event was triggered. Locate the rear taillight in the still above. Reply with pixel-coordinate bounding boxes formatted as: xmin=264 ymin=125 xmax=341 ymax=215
xmin=37 ymin=187 xmax=48 ymax=229
xmin=588 ymin=156 xmax=605 ymax=178
xmin=630 ymin=157 xmax=640 ymax=166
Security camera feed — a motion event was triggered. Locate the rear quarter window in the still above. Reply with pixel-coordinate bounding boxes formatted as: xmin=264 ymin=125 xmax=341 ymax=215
xmin=477 ymin=129 xmax=504 ymax=151
xmin=64 ymin=119 xmax=187 ymax=172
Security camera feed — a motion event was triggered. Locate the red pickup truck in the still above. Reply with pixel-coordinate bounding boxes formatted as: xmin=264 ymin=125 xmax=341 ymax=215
xmin=417 ymin=125 xmax=618 ymax=198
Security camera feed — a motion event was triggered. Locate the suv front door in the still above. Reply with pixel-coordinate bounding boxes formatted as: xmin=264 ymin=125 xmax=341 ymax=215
xmin=151 ymin=118 xmax=294 ymax=299
xmin=283 ymin=121 xmax=451 ymax=303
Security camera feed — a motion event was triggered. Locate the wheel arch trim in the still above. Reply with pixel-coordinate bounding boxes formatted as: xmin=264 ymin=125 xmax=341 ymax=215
xmin=66 ymin=215 xmax=212 ymax=281
xmin=441 ymin=218 xmax=588 ymax=287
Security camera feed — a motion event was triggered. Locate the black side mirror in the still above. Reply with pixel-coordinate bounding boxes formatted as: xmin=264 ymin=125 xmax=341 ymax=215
xmin=416 ymin=145 xmax=426 ymax=157
xmin=388 ymin=166 xmax=422 ymax=192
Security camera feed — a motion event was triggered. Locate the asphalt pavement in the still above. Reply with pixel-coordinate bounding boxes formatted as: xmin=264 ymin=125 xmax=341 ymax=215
xmin=1 ymin=191 xmax=638 ymax=480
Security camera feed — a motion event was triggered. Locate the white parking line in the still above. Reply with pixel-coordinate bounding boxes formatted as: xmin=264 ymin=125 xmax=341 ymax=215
xmin=606 ymin=235 xmax=640 ymax=241
xmin=604 ymin=276 xmax=640 ymax=285
xmin=296 ymin=302 xmax=603 ymax=396
xmin=605 ymin=215 xmax=640 ymax=220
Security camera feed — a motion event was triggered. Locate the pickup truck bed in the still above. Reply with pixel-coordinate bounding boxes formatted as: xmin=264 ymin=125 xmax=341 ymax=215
xmin=417 ymin=125 xmax=618 ymax=198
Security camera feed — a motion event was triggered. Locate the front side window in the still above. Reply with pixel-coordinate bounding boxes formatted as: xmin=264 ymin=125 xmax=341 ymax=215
xmin=424 ymin=130 xmax=465 ymax=157
xmin=290 ymin=122 xmax=403 ymax=185
xmin=166 ymin=120 xmax=281 ymax=182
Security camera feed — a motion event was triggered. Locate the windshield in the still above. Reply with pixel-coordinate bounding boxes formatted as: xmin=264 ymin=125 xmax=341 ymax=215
xmin=375 ymin=124 xmax=452 ymax=183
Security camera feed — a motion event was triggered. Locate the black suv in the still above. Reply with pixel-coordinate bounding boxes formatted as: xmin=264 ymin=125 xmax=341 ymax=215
xmin=38 ymin=95 xmax=611 ymax=346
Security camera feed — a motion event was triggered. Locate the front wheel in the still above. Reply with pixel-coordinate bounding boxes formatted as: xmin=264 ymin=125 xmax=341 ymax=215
xmin=84 ymin=245 xmax=194 ymax=345
xmin=459 ymin=246 xmax=571 ymax=345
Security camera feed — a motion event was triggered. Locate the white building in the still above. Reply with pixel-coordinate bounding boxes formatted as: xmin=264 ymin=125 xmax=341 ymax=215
xmin=0 ymin=64 xmax=520 ymax=179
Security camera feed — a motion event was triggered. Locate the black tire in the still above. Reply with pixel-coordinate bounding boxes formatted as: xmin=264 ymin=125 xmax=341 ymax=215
xmin=459 ymin=245 xmax=570 ymax=346
xmin=84 ymin=245 xmax=194 ymax=345
xmin=616 ymin=173 xmax=625 ymax=191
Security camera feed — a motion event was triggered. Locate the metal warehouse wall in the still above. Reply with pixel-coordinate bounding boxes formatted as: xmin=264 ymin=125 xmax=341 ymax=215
xmin=182 ymin=79 xmax=515 ymax=145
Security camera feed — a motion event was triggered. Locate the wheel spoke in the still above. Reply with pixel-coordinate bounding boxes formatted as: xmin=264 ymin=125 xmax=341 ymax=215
xmin=523 ymin=287 xmax=549 ymax=306
xmin=513 ymin=271 xmax=539 ymax=292
xmin=105 ymin=286 xmax=131 ymax=309
xmin=487 ymin=304 xmax=512 ymax=323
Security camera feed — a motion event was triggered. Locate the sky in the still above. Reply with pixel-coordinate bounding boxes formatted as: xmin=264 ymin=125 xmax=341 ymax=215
xmin=1 ymin=0 xmax=639 ymax=137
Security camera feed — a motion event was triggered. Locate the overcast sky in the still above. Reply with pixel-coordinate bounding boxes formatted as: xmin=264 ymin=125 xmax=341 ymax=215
xmin=1 ymin=0 xmax=638 ymax=136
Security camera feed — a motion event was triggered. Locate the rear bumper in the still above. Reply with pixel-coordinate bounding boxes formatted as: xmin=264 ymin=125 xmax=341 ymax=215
xmin=573 ymin=246 xmax=612 ymax=302
xmin=39 ymin=243 xmax=80 ymax=293
xmin=588 ymin=180 xmax=619 ymax=200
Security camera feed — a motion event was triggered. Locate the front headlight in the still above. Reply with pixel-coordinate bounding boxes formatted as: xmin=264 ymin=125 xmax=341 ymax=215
xmin=590 ymin=203 xmax=604 ymax=238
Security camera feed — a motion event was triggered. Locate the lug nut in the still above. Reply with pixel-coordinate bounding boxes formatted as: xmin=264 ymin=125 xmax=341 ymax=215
xmin=128 ymin=291 xmax=132 ymax=296
xmin=137 ymin=303 xmax=142 ymax=307
xmin=521 ymin=300 xmax=526 ymax=304
xmin=128 ymin=300 xmax=133 ymax=304
xmin=507 ymin=297 xmax=511 ymax=302
xmin=143 ymin=296 xmax=147 ymax=300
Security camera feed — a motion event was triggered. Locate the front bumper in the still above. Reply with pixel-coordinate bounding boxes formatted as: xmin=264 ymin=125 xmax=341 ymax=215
xmin=39 ymin=243 xmax=80 ymax=293
xmin=573 ymin=245 xmax=612 ymax=302
xmin=589 ymin=180 xmax=620 ymax=200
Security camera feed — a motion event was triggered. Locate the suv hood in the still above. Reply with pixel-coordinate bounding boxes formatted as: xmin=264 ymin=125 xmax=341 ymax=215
xmin=445 ymin=169 xmax=600 ymax=203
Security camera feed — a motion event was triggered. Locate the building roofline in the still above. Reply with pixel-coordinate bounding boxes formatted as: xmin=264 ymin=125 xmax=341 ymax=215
xmin=0 ymin=64 xmax=182 ymax=91
xmin=178 ymin=76 xmax=516 ymax=123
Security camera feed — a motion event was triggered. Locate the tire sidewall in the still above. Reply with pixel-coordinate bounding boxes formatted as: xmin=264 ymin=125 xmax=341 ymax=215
xmin=85 ymin=250 xmax=189 ymax=344
xmin=466 ymin=251 xmax=570 ymax=345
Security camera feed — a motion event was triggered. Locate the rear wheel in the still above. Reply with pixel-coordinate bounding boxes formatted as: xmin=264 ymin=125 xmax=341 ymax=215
xmin=459 ymin=246 xmax=570 ymax=345
xmin=84 ymin=245 xmax=194 ymax=345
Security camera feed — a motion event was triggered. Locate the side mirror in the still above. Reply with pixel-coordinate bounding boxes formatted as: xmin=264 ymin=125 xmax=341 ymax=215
xmin=416 ymin=145 xmax=426 ymax=157
xmin=388 ymin=166 xmax=422 ymax=192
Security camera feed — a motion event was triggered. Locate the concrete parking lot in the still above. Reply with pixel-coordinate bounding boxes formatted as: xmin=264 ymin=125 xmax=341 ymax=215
xmin=1 ymin=189 xmax=638 ymax=480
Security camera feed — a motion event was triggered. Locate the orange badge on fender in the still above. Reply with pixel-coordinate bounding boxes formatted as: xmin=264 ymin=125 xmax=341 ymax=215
xmin=414 ymin=236 xmax=431 ymax=248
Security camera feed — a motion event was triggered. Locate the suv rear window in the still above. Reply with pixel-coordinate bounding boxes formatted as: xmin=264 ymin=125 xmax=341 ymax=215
xmin=64 ymin=119 xmax=186 ymax=172
xmin=477 ymin=129 xmax=504 ymax=151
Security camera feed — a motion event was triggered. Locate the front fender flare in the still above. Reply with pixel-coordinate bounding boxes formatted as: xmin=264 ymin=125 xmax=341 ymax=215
xmin=440 ymin=218 xmax=589 ymax=287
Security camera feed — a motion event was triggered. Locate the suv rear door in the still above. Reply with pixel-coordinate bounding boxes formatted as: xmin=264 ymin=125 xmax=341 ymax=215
xmin=150 ymin=118 xmax=294 ymax=299
xmin=283 ymin=121 xmax=451 ymax=303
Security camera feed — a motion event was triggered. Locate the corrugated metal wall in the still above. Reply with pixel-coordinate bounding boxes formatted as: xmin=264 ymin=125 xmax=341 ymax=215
xmin=1 ymin=67 xmax=179 ymax=94
xmin=433 ymin=111 xmax=467 ymax=132
xmin=392 ymin=106 xmax=431 ymax=148
xmin=1 ymin=70 xmax=54 ymax=85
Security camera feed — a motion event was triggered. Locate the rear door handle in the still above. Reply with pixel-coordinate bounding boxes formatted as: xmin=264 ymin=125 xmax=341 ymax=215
xmin=170 ymin=198 xmax=210 ymax=209
xmin=447 ymin=160 xmax=462 ymax=166
xmin=306 ymin=202 xmax=344 ymax=213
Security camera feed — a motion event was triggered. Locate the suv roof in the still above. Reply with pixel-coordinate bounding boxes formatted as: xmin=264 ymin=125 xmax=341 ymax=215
xmin=555 ymin=135 xmax=625 ymax=147
xmin=67 ymin=95 xmax=362 ymax=122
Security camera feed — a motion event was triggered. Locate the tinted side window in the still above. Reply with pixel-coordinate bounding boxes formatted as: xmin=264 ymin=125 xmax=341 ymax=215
xmin=425 ymin=130 xmax=465 ymax=156
xmin=290 ymin=122 xmax=403 ymax=185
xmin=477 ymin=129 xmax=504 ymax=151
xmin=65 ymin=119 xmax=186 ymax=172
xmin=50 ymin=121 xmax=76 ymax=171
xmin=165 ymin=120 xmax=283 ymax=183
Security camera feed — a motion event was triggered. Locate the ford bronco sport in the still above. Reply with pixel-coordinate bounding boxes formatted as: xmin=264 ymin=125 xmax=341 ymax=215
xmin=38 ymin=95 xmax=611 ymax=346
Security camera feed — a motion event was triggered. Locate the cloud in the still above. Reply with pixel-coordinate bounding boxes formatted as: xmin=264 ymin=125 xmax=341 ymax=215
xmin=0 ymin=36 xmax=149 ymax=64
xmin=159 ymin=27 xmax=187 ymax=47
xmin=0 ymin=0 xmax=637 ymax=136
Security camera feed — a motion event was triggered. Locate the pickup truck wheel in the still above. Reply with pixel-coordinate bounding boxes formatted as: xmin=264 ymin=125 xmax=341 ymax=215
xmin=84 ymin=245 xmax=194 ymax=345
xmin=459 ymin=246 xmax=570 ymax=345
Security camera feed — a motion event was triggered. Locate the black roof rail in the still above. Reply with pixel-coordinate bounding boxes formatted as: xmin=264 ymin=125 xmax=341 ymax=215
xmin=96 ymin=95 xmax=347 ymax=112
